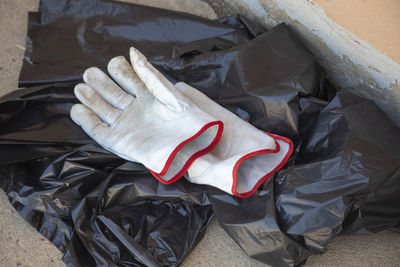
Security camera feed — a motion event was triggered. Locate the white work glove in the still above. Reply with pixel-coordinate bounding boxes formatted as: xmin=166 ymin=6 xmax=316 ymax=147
xmin=70 ymin=47 xmax=223 ymax=184
xmin=175 ymin=82 xmax=293 ymax=198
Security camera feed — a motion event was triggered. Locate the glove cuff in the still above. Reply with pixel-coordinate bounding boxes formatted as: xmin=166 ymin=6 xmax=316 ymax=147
xmin=231 ymin=133 xmax=293 ymax=198
xmin=149 ymin=120 xmax=224 ymax=184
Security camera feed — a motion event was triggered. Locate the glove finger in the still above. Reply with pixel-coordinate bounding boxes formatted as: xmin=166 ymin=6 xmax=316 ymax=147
xmin=70 ymin=103 xmax=111 ymax=143
xmin=107 ymin=56 xmax=148 ymax=98
xmin=129 ymin=47 xmax=183 ymax=112
xmin=74 ymin=83 xmax=122 ymax=125
xmin=83 ymin=67 xmax=134 ymax=110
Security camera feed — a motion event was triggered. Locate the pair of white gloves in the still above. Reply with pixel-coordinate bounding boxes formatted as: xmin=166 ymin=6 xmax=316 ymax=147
xmin=70 ymin=47 xmax=293 ymax=198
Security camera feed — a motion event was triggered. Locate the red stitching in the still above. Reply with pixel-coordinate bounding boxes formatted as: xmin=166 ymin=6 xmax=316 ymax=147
xmin=231 ymin=133 xmax=294 ymax=198
xmin=149 ymin=120 xmax=224 ymax=184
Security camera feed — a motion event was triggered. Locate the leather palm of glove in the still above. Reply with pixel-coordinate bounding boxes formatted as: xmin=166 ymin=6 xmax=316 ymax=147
xmin=71 ymin=47 xmax=293 ymax=198
xmin=70 ymin=47 xmax=223 ymax=183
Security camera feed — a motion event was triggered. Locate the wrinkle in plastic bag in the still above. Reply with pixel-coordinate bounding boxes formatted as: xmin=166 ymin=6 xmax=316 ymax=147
xmin=20 ymin=0 xmax=253 ymax=87
xmin=70 ymin=162 xmax=214 ymax=266
xmin=211 ymin=90 xmax=400 ymax=265
xmin=1 ymin=0 xmax=399 ymax=266
xmin=0 ymin=135 xmax=215 ymax=266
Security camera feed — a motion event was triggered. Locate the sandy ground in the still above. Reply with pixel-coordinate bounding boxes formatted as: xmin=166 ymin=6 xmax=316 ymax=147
xmin=0 ymin=0 xmax=399 ymax=266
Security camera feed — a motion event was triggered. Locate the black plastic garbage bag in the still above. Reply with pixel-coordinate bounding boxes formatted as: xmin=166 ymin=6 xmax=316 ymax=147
xmin=20 ymin=0 xmax=261 ymax=88
xmin=1 ymin=0 xmax=399 ymax=266
xmin=210 ymin=91 xmax=400 ymax=266
xmin=0 ymin=83 xmax=215 ymax=267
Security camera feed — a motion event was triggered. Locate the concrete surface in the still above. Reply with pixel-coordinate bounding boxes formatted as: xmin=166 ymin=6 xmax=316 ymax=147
xmin=0 ymin=0 xmax=399 ymax=267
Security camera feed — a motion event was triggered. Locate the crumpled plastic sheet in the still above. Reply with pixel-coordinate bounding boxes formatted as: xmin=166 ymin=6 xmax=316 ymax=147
xmin=0 ymin=0 xmax=399 ymax=266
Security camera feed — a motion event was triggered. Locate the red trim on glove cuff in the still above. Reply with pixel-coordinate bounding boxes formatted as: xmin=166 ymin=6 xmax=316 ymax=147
xmin=149 ymin=120 xmax=224 ymax=184
xmin=231 ymin=133 xmax=294 ymax=198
